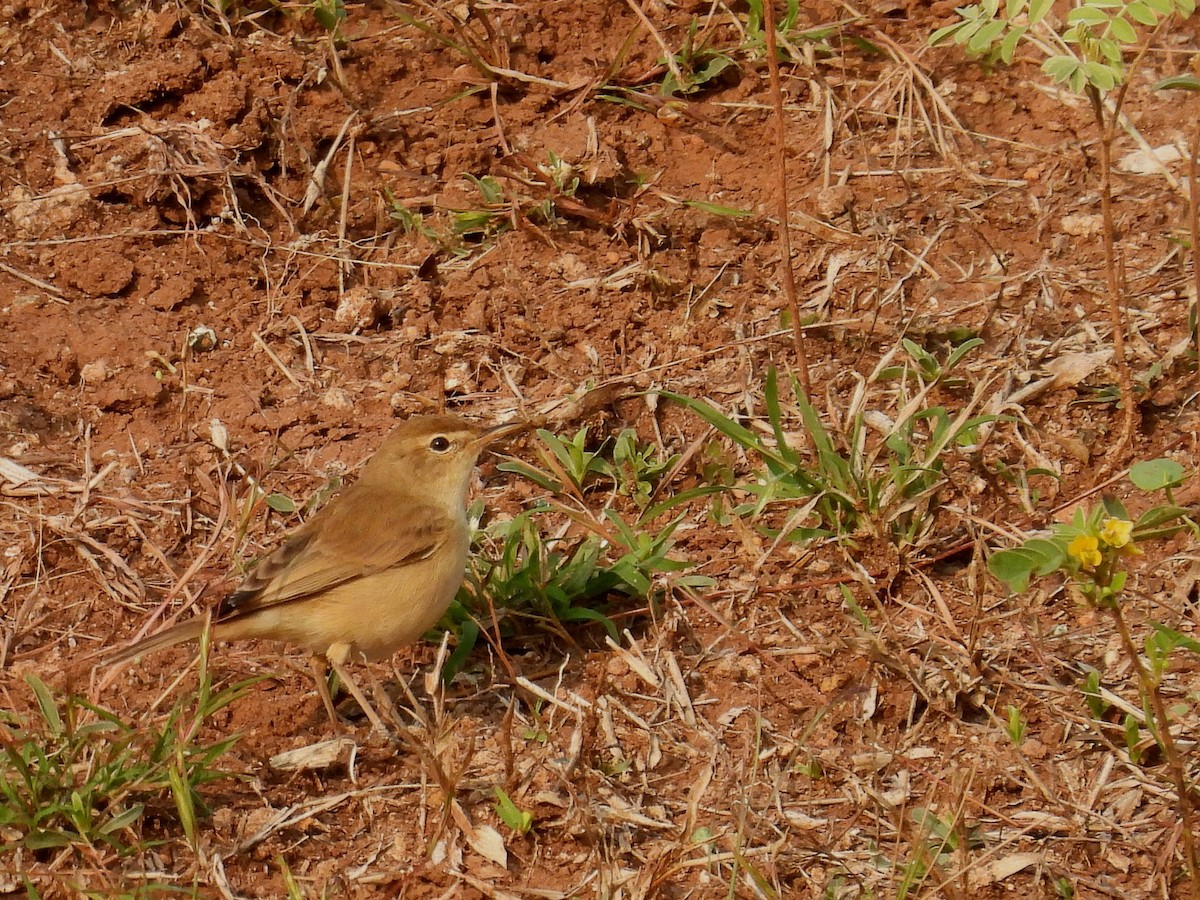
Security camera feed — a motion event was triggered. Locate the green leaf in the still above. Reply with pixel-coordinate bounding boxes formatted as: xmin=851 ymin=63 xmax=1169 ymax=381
xmin=264 ymin=493 xmax=296 ymax=513
xmin=683 ymin=199 xmax=753 ymax=217
xmin=497 ymin=459 xmax=564 ymax=494
xmin=1097 ymin=38 xmax=1125 ymax=65
xmin=988 ymin=549 xmax=1034 ymax=592
xmin=1123 ymin=714 xmax=1141 ymax=762
xmin=1024 ymin=537 xmax=1068 ymax=574
xmin=1043 ymin=55 xmax=1082 ymax=85
xmin=953 ymin=18 xmax=986 ymax=46
xmin=494 ymin=787 xmax=534 ymax=833
xmin=1126 ymin=0 xmax=1161 ymax=24
xmin=1082 ymin=669 xmax=1108 ymax=719
xmin=99 ymin=804 xmax=145 ymax=835
xmin=1067 ymin=6 xmax=1111 ymax=25
xmin=693 ymin=54 xmax=737 ymax=86
xmin=1133 ymin=503 xmax=1187 ymax=535
xmin=557 ymin=603 xmax=619 ymax=641
xmin=1100 ymin=495 xmax=1130 ymax=520
xmin=944 ymin=337 xmax=985 ymax=373
xmin=1028 ymin=0 xmax=1055 ymax=23
xmin=1150 ymin=622 xmax=1200 ymax=656
xmin=1004 ymin=0 xmax=1027 ymax=17
xmin=169 ymin=752 xmax=197 ymax=850
xmin=1153 ymin=73 xmax=1200 ymax=90
xmin=311 ymin=0 xmax=346 ymax=32
xmin=1129 ymin=458 xmax=1186 ymax=490
xmin=25 ymin=675 xmax=63 ymax=739
xmin=968 ymin=18 xmax=1007 ymax=52
xmin=929 ymin=21 xmax=968 ymax=45
xmin=1082 ymin=60 xmax=1119 ymax=91
xmin=442 ymin=618 xmax=480 ymax=684
xmin=25 ymin=829 xmax=73 ymax=850
xmin=999 ymin=25 xmax=1027 ymax=63
xmin=1107 ymin=15 xmax=1138 ymax=41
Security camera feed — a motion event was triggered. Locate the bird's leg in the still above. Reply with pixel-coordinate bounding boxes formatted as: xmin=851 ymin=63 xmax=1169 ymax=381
xmin=325 ymin=642 xmax=391 ymax=736
xmin=309 ymin=654 xmax=344 ymax=733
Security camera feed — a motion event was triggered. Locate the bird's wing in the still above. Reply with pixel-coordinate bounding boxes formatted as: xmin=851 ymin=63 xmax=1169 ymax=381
xmin=220 ymin=490 xmax=451 ymax=618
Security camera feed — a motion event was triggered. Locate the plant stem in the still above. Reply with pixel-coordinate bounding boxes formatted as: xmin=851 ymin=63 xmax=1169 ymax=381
xmin=760 ymin=0 xmax=813 ymax=399
xmin=1087 ymin=85 xmax=1137 ymax=456
xmin=1107 ymin=602 xmax=1199 ymax=898
xmin=1189 ymin=127 xmax=1200 ymax=374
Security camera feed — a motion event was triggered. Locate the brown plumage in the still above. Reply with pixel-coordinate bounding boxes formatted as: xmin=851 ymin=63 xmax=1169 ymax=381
xmin=107 ymin=414 xmax=524 ymax=731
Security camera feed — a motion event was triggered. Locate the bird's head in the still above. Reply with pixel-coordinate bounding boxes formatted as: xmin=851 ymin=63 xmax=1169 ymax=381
xmin=361 ymin=414 xmax=526 ymax=506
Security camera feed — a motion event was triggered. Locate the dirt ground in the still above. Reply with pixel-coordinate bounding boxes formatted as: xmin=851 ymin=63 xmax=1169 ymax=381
xmin=2 ymin=0 xmax=1200 ymax=897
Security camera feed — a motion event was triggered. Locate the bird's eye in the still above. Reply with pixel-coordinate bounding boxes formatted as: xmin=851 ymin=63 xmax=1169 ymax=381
xmin=429 ymin=436 xmax=452 ymax=453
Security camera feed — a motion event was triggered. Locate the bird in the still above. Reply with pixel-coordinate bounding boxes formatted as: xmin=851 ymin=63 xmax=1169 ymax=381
xmin=106 ymin=414 xmax=525 ymax=733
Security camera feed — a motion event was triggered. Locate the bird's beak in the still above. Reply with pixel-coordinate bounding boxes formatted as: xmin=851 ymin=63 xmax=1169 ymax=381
xmin=473 ymin=420 xmax=530 ymax=448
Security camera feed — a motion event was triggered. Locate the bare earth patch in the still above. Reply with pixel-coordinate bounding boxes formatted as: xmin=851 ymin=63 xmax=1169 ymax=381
xmin=2 ymin=0 xmax=1199 ymax=897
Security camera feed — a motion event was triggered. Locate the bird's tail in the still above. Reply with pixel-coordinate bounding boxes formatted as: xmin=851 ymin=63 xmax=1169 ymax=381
xmin=105 ymin=617 xmax=210 ymax=667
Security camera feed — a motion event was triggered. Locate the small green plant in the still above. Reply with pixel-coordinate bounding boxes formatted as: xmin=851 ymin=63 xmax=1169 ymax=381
xmin=310 ymin=0 xmax=346 ymax=36
xmin=493 ymin=787 xmax=533 ymax=834
xmin=659 ymin=19 xmax=737 ymax=96
xmin=501 ymin=425 xmax=686 ymax=514
xmin=444 ymin=164 xmax=581 ymax=246
xmin=742 ymin=0 xmax=843 ymax=60
xmin=988 ymin=459 xmax=1190 ymax=594
xmin=664 ymin=340 xmax=992 ymax=549
xmin=930 ymin=0 xmax=1197 ymax=444
xmin=0 ymin=645 xmax=245 ymax=855
xmin=611 ymin=428 xmax=680 ymax=509
xmin=441 ymin=505 xmax=693 ymax=680
xmin=539 ymin=151 xmax=579 ymax=197
xmin=452 ymin=174 xmax=510 ymax=239
xmin=1004 ymin=704 xmax=1027 ymax=745
xmin=439 ymin=427 xmax=710 ymax=680
xmin=931 ymin=0 xmax=1195 ymax=91
xmin=895 ymin=807 xmax=984 ymax=898
xmin=384 ymin=188 xmax=440 ymax=243
xmin=989 ymin=457 xmax=1199 ymax=889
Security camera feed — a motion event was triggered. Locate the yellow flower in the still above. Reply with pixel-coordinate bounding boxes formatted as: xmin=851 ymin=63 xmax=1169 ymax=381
xmin=1068 ymin=534 xmax=1102 ymax=567
xmin=1099 ymin=517 xmax=1133 ymax=549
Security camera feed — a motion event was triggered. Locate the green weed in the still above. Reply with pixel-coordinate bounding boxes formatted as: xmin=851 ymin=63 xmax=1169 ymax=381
xmin=0 ymin=640 xmax=246 ymax=855
xmin=930 ymin=0 xmax=1198 ymax=437
xmin=989 ymin=457 xmax=1200 ymax=884
xmin=658 ymin=18 xmax=737 ymax=96
xmin=663 ymin=339 xmax=992 ymax=549
xmin=439 ymin=427 xmax=710 ymax=681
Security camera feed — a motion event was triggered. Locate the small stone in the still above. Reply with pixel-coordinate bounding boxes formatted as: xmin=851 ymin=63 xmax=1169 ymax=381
xmin=321 ymin=386 xmax=354 ymax=410
xmin=333 ymin=287 xmax=380 ymax=330
xmin=1060 ymin=214 xmax=1103 ymax=237
xmin=187 ymin=324 xmax=218 ymax=352
xmin=79 ymin=360 xmax=112 ymax=384
xmin=815 ymin=185 xmax=854 ymax=220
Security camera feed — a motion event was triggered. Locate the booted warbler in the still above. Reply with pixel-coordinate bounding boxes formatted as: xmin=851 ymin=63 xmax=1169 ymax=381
xmin=108 ymin=414 xmax=524 ymax=730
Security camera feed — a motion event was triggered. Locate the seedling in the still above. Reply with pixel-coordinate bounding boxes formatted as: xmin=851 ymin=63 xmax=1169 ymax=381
xmin=664 ymin=341 xmax=992 ymax=550
xmin=0 ymin=651 xmax=246 ymax=855
xmin=930 ymin=0 xmax=1198 ymax=446
xmin=989 ymin=457 xmax=1199 ymax=886
xmin=493 ymin=786 xmax=533 ymax=834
